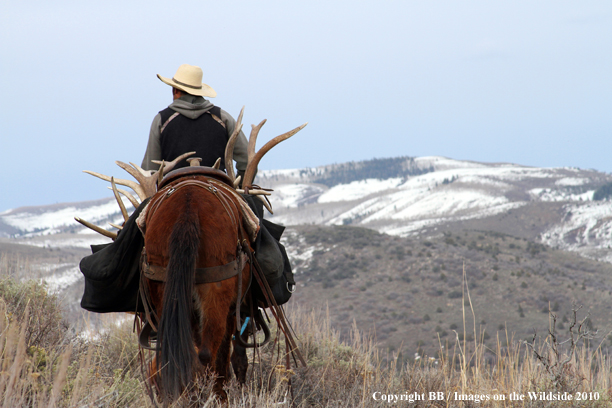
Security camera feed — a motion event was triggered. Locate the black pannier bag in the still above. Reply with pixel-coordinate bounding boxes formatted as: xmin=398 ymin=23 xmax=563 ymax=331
xmin=269 ymin=240 xmax=295 ymax=306
xmin=79 ymin=198 xmax=150 ymax=313
xmin=241 ymin=195 xmax=296 ymax=307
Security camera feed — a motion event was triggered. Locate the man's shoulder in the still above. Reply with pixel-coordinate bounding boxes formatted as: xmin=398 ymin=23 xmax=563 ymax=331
xmin=209 ymin=105 xmax=222 ymax=117
xmin=159 ymin=107 xmax=177 ymax=124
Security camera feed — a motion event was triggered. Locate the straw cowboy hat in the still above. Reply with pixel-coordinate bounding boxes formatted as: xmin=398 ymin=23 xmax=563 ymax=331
xmin=157 ymin=64 xmax=217 ymax=98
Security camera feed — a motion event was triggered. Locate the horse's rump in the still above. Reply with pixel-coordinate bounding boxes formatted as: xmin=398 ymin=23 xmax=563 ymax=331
xmin=143 ymin=176 xmax=251 ymax=402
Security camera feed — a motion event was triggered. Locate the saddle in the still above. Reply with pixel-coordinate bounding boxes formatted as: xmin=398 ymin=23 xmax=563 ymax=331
xmin=137 ymin=170 xmax=259 ymax=243
xmin=159 ymin=166 xmax=234 ymax=190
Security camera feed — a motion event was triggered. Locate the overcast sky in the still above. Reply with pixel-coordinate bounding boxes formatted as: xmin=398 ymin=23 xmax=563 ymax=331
xmin=1 ymin=1 xmax=611 ymax=211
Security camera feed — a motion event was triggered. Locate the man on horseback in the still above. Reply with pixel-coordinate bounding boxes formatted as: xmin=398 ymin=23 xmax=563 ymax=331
xmin=78 ymin=66 xmax=306 ymax=402
xmin=140 ymin=64 xmax=291 ymax=300
xmin=141 ymin=64 xmax=251 ymax=181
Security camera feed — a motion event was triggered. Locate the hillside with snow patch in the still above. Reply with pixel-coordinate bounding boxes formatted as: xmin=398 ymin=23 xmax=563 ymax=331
xmin=259 ymin=156 xmax=612 ymax=262
xmin=1 ymin=155 xmax=612 ymax=264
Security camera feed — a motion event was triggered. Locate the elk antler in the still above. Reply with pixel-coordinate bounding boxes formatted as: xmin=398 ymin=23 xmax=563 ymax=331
xmin=235 ymin=188 xmax=271 ymax=196
xmin=247 ymin=119 xmax=267 ymax=164
xmin=157 ymin=161 xmax=166 ymax=186
xmin=107 ymin=187 xmax=140 ymax=208
xmin=224 ymin=106 xmax=245 ymax=182
xmin=86 ymin=152 xmax=195 ymax=212
xmin=115 ymin=161 xmax=159 ymax=199
xmin=221 ymin=107 xmax=306 ymax=213
xmin=256 ymin=195 xmax=274 ymax=214
xmin=74 ymin=217 xmax=117 ymax=239
xmin=242 ymin=122 xmax=308 ymax=188
xmin=83 ymin=170 xmax=148 ymax=201
xmin=151 ymin=151 xmax=196 ymax=175
xmin=111 ymin=177 xmax=129 ymax=222
xmin=82 ymin=152 xmax=198 ymax=240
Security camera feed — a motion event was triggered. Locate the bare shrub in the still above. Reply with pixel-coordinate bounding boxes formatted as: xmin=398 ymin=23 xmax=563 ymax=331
xmin=0 ymin=277 xmax=67 ymax=349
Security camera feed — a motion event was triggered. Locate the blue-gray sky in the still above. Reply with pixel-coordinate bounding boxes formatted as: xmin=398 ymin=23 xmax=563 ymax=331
xmin=1 ymin=1 xmax=611 ymax=211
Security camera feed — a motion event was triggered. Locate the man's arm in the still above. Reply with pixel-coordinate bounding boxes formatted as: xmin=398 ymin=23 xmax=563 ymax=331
xmin=141 ymin=114 xmax=162 ymax=171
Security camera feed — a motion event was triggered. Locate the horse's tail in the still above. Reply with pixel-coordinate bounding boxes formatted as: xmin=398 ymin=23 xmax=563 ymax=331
xmin=157 ymin=203 xmax=200 ymax=401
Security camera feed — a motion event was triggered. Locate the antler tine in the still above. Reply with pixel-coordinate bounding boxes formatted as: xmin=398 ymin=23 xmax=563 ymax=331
xmin=116 ymin=160 xmax=158 ymax=198
xmin=236 ymin=105 xmax=245 ymax=127
xmin=212 ymin=158 xmax=221 ymax=169
xmin=75 ymin=217 xmax=118 ymax=240
xmin=111 ymin=177 xmax=129 ymax=222
xmin=224 ymin=106 xmax=245 ymax=182
xmin=151 ymin=151 xmax=197 ymax=175
xmin=242 ymin=122 xmax=308 ymax=188
xmin=233 ymin=175 xmax=241 ymax=189
xmin=256 ymin=195 xmax=274 ymax=214
xmin=235 ymin=188 xmax=271 ymax=196
xmin=129 ymin=162 xmax=152 ymax=177
xmin=106 ymin=187 xmax=140 ymax=208
xmin=247 ymin=119 xmax=267 ymax=163
xmin=157 ymin=161 xmax=166 ymax=185
xmin=225 ymin=123 xmax=243 ymax=181
xmin=83 ymin=170 xmax=147 ymax=201
xmin=116 ymin=161 xmax=147 ymax=184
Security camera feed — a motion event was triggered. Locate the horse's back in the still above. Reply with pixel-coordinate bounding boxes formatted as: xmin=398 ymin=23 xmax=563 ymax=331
xmin=145 ymin=176 xmax=241 ymax=267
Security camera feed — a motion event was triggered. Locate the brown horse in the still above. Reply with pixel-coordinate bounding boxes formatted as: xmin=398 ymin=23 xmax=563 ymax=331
xmin=78 ymin=109 xmax=307 ymax=404
xmin=142 ymin=173 xmax=253 ymax=403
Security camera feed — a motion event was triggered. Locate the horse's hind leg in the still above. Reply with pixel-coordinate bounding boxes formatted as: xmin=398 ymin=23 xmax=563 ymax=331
xmin=195 ymin=285 xmax=235 ymax=401
xmin=231 ymin=313 xmax=249 ymax=384
xmin=214 ymin=312 xmax=236 ymax=391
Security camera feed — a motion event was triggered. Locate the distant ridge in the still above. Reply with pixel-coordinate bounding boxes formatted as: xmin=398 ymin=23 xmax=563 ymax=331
xmin=312 ymin=156 xmax=433 ymax=187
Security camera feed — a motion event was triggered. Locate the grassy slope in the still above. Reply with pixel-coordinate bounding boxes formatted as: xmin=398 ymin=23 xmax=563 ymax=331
xmin=286 ymin=225 xmax=612 ymax=361
xmin=0 ymin=264 xmax=611 ymax=406
xmin=2 ymin=221 xmax=612 ymax=406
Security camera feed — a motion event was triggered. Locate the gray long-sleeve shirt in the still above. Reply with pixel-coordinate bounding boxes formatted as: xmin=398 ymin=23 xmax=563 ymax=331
xmin=141 ymin=95 xmax=250 ymax=175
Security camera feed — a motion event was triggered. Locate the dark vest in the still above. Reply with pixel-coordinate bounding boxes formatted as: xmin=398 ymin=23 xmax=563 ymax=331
xmin=159 ymin=105 xmax=228 ymax=171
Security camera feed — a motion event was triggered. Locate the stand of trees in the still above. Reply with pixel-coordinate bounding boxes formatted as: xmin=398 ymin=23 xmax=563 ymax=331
xmin=313 ymin=156 xmax=433 ymax=187
xmin=593 ymin=182 xmax=612 ymax=201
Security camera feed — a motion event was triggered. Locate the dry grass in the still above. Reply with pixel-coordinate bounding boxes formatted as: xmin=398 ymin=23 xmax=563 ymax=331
xmin=1 ymin=261 xmax=611 ymax=407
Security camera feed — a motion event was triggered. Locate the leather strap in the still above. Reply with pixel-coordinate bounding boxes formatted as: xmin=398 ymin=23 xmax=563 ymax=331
xmin=138 ymin=321 xmax=156 ymax=350
xmin=142 ymin=251 xmax=247 ymax=284
xmin=160 ymin=111 xmax=180 ymax=133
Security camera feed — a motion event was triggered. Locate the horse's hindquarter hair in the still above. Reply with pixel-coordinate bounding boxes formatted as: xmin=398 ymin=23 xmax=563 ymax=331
xmin=144 ymin=179 xmax=249 ymax=401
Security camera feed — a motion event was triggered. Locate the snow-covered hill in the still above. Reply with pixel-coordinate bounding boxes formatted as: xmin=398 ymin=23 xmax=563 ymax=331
xmin=259 ymin=156 xmax=612 ymax=262
xmin=2 ymin=156 xmax=612 ymax=263
xmin=0 ymin=197 xmax=132 ymax=248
